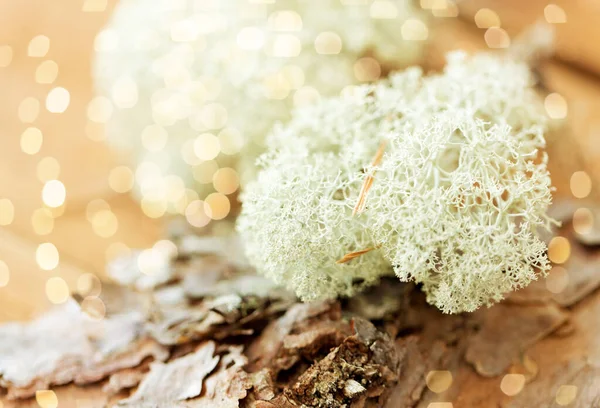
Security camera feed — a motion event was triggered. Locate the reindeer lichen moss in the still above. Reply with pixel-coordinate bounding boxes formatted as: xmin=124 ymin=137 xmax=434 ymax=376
xmin=237 ymin=52 xmax=555 ymax=313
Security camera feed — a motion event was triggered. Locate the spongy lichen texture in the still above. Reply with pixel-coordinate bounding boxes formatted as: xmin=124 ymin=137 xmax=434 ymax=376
xmin=237 ymin=71 xmax=423 ymax=300
xmin=237 ymin=52 xmax=554 ymax=313
xmin=94 ymin=0 xmax=426 ymax=200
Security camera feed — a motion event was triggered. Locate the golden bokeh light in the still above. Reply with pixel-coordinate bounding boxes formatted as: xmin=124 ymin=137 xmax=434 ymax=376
xmin=213 ymin=167 xmax=240 ymax=195
xmin=48 ymin=205 xmax=66 ymax=218
xmin=294 ymin=86 xmax=321 ymax=108
xmin=181 ymin=139 xmax=202 ymax=165
xmin=485 ymin=27 xmax=511 ymax=48
xmin=141 ymin=124 xmax=168 ymax=151
xmin=109 ymin=165 xmax=135 ymax=193
xmin=0 ymin=198 xmax=15 ymax=226
xmin=35 ymin=60 xmax=59 ymax=84
xmin=111 ymin=76 xmax=138 ymax=109
xmin=268 ymin=10 xmax=303 ymax=32
xmin=545 ymin=93 xmax=568 ymax=119
xmin=83 ymin=0 xmax=108 ymax=12
xmin=18 ymin=97 xmax=40 ymax=123
xmin=555 ymin=385 xmax=577 ymax=406
xmin=35 ymin=390 xmax=58 ymax=408
xmin=546 ymin=266 xmax=569 ymax=294
xmin=36 ymin=242 xmax=60 ymax=270
xmin=271 ymin=34 xmax=302 ymax=57
xmin=137 ymin=248 xmax=164 ymax=276
xmin=153 ymin=239 xmax=178 ymax=259
xmin=106 ymin=242 xmax=131 ymax=263
xmin=87 ymin=96 xmax=114 ymax=123
xmin=218 ymin=127 xmax=245 ymax=155
xmin=314 ymin=32 xmax=342 ymax=55
xmin=28 ymin=35 xmax=50 ymax=57
xmin=0 ymin=45 xmax=13 ymax=67
xmin=77 ymin=273 xmax=102 ymax=297
xmin=263 ymin=73 xmax=291 ymax=100
xmin=199 ymin=103 xmax=228 ymax=130
xmin=37 ymin=157 xmax=61 ymax=182
xmin=0 ymin=260 xmax=9 ymax=287
xmin=500 ymin=373 xmax=525 ymax=396
xmin=46 ymin=87 xmax=70 ymax=113
xmin=31 ymin=208 xmax=55 ymax=235
xmin=135 ymin=161 xmax=162 ymax=186
xmin=46 ymin=276 xmax=70 ymax=304
xmin=236 ymin=27 xmax=265 ymax=50
xmin=548 ymin=236 xmax=571 ymax=264
xmin=141 ymin=197 xmax=168 ymax=218
xmin=370 ymin=1 xmax=399 ymax=19
xmin=204 ymin=193 xmax=231 ymax=220
xmin=432 ymin=0 xmax=459 ymax=17
xmin=544 ymin=4 xmax=567 ymax=24
xmin=401 ymin=19 xmax=429 ymax=41
xmin=354 ymin=57 xmax=381 ymax=82
xmin=475 ymin=8 xmax=501 ymax=28
xmin=429 ymin=0 xmax=449 ymax=9
xmin=42 ymin=179 xmax=66 ymax=208
xmin=81 ymin=296 xmax=106 ymax=320
xmin=185 ymin=199 xmax=211 ymax=228
xmin=570 ymin=171 xmax=592 ymax=198
xmin=174 ymin=188 xmax=200 ymax=214
xmin=164 ymin=175 xmax=186 ymax=203
xmin=426 ymin=370 xmax=453 ymax=393
xmin=194 ymin=133 xmax=221 ymax=160
xmin=91 ymin=209 xmax=119 ymax=238
xmin=20 ymin=127 xmax=43 ymax=154
xmin=573 ymin=208 xmax=594 ymax=234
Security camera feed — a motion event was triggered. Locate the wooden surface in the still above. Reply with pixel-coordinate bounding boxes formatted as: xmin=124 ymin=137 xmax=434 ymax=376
xmin=1 ymin=1 xmax=600 ymax=407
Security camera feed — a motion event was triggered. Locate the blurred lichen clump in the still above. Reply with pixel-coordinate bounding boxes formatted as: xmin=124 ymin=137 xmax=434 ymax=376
xmin=237 ymin=52 xmax=555 ymax=314
xmin=94 ymin=0 xmax=426 ymax=202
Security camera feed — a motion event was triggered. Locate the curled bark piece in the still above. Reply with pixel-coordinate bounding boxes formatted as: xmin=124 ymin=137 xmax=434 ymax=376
xmin=146 ymin=289 xmax=293 ymax=345
xmin=186 ymin=345 xmax=252 ymax=407
xmin=0 ymin=304 xmax=168 ymax=400
xmin=117 ymin=341 xmax=219 ymax=407
xmin=103 ymin=366 xmax=150 ymax=395
xmin=246 ymin=301 xmax=341 ymax=373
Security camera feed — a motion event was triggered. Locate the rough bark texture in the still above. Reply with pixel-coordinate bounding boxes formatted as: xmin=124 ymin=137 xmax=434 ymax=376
xmin=1 ymin=201 xmax=600 ymax=407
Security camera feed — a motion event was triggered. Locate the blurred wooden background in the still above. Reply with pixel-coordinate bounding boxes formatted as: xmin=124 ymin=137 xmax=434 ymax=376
xmin=0 ymin=0 xmax=163 ymax=322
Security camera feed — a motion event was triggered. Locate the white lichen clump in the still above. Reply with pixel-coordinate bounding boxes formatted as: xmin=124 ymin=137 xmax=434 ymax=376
xmin=94 ymin=0 xmax=426 ymax=202
xmin=237 ymin=52 xmax=554 ymax=313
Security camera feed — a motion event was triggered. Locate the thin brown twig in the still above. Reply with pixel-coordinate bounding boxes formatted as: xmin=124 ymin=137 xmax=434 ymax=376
xmin=353 ymin=140 xmax=387 ymax=216
xmin=336 ymin=244 xmax=381 ymax=264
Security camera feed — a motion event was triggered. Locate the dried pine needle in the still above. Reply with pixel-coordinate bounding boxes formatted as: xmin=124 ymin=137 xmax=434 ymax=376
xmin=353 ymin=140 xmax=387 ymax=216
xmin=336 ymin=246 xmax=377 ymax=264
